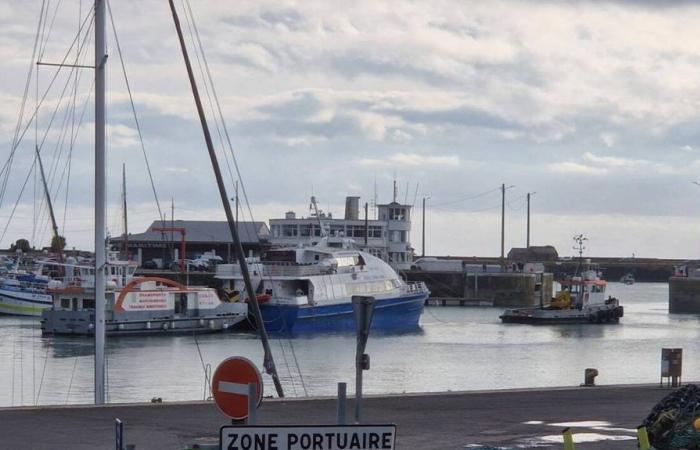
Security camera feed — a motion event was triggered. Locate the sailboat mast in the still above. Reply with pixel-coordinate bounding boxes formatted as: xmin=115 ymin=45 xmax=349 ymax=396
xmin=35 ymin=145 xmax=61 ymax=256
xmin=94 ymin=0 xmax=107 ymax=405
xmin=167 ymin=0 xmax=284 ymax=398
xmin=122 ymin=163 xmax=128 ymax=259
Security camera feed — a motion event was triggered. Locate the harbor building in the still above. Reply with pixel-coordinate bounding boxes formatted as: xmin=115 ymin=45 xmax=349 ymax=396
xmin=111 ymin=220 xmax=270 ymax=267
xmin=269 ymin=196 xmax=415 ymax=271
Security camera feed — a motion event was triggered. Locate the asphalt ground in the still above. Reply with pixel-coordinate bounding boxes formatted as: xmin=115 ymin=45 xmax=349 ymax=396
xmin=0 ymin=384 xmax=679 ymax=449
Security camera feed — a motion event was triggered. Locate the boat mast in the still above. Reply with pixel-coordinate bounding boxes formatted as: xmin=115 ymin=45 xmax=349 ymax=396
xmin=94 ymin=0 xmax=107 ymax=405
xmin=121 ymin=163 xmax=128 ymax=259
xmin=167 ymin=0 xmax=284 ymax=398
xmin=35 ymin=145 xmax=62 ymax=260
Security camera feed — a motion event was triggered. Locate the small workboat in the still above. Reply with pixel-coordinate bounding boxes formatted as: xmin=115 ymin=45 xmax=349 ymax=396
xmin=500 ymin=266 xmax=623 ymax=325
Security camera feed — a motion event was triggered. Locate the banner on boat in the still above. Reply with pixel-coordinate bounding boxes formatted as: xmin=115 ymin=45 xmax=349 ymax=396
xmin=219 ymin=425 xmax=396 ymax=450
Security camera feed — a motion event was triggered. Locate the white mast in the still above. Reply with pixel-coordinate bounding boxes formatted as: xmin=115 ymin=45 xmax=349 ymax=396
xmin=94 ymin=0 xmax=107 ymax=405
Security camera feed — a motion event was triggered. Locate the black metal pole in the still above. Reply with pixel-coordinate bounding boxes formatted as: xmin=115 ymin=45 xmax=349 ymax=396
xmin=500 ymin=183 xmax=505 ymax=268
xmin=364 ymin=202 xmax=368 ymax=247
xmin=168 ymin=0 xmax=284 ymax=398
xmin=422 ymin=197 xmax=426 ymax=258
xmin=526 ymin=192 xmax=530 ymax=249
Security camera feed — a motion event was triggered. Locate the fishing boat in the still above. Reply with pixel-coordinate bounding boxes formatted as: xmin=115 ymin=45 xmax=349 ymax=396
xmin=499 ymin=266 xmax=623 ymax=325
xmin=216 ymin=238 xmax=429 ymax=334
xmin=40 ymin=275 xmax=247 ymax=336
xmin=620 ymin=273 xmax=635 ymax=285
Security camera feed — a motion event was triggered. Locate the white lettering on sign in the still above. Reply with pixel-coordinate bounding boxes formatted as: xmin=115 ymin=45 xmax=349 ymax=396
xmin=220 ymin=425 xmax=395 ymax=450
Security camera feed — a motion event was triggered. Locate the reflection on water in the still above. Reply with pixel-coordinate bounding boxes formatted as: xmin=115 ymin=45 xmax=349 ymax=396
xmin=0 ymin=282 xmax=693 ymax=407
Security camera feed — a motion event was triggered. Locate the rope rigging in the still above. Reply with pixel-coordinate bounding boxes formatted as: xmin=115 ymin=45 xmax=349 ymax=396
xmin=180 ymin=0 xmax=308 ymax=397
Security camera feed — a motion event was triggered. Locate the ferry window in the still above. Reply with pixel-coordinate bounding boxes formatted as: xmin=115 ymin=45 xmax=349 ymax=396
xmin=282 ymin=225 xmax=298 ymax=237
xmin=330 ymin=225 xmax=345 ymax=237
xmin=61 ymin=298 xmax=70 ymax=309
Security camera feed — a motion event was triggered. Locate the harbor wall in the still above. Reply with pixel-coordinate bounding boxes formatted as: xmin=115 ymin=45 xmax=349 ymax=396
xmin=668 ymin=277 xmax=700 ymax=313
xmin=406 ymin=271 xmax=553 ymax=307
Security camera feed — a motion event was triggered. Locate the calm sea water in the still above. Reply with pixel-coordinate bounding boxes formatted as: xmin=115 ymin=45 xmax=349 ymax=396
xmin=0 ymin=282 xmax=695 ymax=407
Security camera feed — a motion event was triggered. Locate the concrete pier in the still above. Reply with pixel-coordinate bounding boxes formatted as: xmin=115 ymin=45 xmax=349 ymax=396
xmin=0 ymin=384 xmax=680 ymax=449
xmin=669 ymin=276 xmax=700 ymax=313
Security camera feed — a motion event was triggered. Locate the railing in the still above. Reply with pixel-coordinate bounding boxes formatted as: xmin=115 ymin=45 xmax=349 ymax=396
xmin=216 ymin=263 xmax=333 ymax=278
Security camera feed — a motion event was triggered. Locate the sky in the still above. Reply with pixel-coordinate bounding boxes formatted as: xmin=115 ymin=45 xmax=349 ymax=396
xmin=2 ymin=0 xmax=700 ymax=259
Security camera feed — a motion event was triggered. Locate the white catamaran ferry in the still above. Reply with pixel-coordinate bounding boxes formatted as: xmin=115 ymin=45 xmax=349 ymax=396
xmin=217 ymin=239 xmax=429 ymax=335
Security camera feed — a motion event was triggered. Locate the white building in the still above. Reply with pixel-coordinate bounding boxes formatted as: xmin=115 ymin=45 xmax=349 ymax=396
xmin=269 ymin=196 xmax=414 ymax=271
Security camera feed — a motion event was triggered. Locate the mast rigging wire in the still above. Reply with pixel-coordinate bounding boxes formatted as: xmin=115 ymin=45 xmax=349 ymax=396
xmin=182 ymin=0 xmax=308 ymax=396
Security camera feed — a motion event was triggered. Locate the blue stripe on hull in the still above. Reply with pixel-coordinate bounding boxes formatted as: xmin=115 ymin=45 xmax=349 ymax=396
xmin=260 ymin=293 xmax=427 ymax=335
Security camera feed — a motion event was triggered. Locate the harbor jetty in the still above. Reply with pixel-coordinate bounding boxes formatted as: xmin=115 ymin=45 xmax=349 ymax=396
xmin=0 ymin=384 xmax=680 ymax=449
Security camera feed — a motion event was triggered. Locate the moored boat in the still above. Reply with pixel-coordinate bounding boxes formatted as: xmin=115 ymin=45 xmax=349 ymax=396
xmin=500 ymin=266 xmax=623 ymax=325
xmin=216 ymin=239 xmax=429 ymax=335
xmin=40 ymin=275 xmax=247 ymax=336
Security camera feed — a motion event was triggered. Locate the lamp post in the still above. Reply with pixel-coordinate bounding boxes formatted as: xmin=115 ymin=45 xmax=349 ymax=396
xmin=526 ymin=192 xmax=536 ymax=249
xmin=500 ymin=184 xmax=515 ymax=268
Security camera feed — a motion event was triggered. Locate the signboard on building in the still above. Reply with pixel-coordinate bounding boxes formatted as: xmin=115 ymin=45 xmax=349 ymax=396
xmin=220 ymin=425 xmax=396 ymax=450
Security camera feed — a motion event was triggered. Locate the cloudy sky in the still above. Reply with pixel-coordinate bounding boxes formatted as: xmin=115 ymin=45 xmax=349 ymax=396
xmin=2 ymin=0 xmax=700 ymax=258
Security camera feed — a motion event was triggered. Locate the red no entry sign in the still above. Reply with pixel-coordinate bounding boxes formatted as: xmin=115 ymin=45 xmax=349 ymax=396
xmin=212 ymin=356 xmax=263 ymax=420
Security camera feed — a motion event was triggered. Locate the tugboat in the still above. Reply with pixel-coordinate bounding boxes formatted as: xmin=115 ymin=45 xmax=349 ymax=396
xmin=620 ymin=273 xmax=635 ymax=285
xmin=500 ymin=264 xmax=623 ymax=325
xmin=500 ymin=235 xmax=623 ymax=325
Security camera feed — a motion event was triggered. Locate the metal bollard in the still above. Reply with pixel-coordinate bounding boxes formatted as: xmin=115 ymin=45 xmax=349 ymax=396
xmin=637 ymin=426 xmax=650 ymax=450
xmin=116 ymin=418 xmax=124 ymax=450
xmin=337 ymin=382 xmax=347 ymax=425
xmin=562 ymin=428 xmax=575 ymax=450
xmin=247 ymin=382 xmax=257 ymax=425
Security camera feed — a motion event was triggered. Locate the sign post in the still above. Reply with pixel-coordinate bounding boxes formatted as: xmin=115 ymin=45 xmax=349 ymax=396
xmin=212 ymin=356 xmax=263 ymax=421
xmin=352 ymin=296 xmax=375 ymax=424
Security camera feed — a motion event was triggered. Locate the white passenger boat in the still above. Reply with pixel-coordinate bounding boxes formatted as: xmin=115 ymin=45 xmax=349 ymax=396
xmin=500 ymin=267 xmax=623 ymax=325
xmin=216 ymin=239 xmax=429 ymax=335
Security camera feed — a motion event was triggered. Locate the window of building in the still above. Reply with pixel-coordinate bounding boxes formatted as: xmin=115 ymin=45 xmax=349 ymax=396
xmin=300 ymin=224 xmax=312 ymax=237
xmin=82 ymin=298 xmax=95 ymax=309
xmin=282 ymin=224 xmax=298 ymax=237
xmin=271 ymin=225 xmax=281 ymax=237
xmin=390 ymin=208 xmax=405 ymax=221
xmin=346 ymin=225 xmax=365 ymax=238
xmin=60 ymin=298 xmax=70 ymax=309
xmin=330 ymin=224 xmax=345 ymax=237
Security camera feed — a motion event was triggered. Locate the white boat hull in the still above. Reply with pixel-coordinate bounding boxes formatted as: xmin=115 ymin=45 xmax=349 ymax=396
xmin=0 ymin=288 xmax=53 ymax=317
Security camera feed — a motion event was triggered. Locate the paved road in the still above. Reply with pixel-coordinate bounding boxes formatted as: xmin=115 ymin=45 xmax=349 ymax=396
xmin=0 ymin=384 xmax=677 ymax=449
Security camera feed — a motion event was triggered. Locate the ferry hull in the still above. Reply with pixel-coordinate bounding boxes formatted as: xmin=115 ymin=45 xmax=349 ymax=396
xmin=260 ymin=293 xmax=427 ymax=335
xmin=0 ymin=289 xmax=52 ymax=317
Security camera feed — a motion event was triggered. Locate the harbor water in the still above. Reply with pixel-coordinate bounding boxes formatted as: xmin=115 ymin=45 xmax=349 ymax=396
xmin=0 ymin=282 xmax=696 ymax=407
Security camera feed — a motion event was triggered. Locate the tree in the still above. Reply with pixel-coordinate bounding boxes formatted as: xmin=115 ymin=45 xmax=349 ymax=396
xmin=10 ymin=238 xmax=31 ymax=253
xmin=50 ymin=235 xmax=66 ymax=253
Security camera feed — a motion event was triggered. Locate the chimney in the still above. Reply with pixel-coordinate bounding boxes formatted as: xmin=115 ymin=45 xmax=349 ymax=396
xmin=344 ymin=196 xmax=360 ymax=220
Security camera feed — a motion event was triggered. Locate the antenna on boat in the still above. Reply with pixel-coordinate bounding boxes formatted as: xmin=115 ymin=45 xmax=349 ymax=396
xmin=573 ymin=234 xmax=588 ymax=276
xmin=168 ymin=0 xmax=284 ymax=398
xmin=94 ymin=0 xmax=107 ymax=405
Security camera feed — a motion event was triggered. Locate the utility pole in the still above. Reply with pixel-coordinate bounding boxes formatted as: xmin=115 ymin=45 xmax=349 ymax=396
xmin=122 ymin=163 xmax=128 ymax=259
xmin=364 ymin=202 xmax=368 ymax=247
xmin=500 ymin=184 xmax=514 ymax=268
xmin=526 ymin=192 xmax=536 ymax=249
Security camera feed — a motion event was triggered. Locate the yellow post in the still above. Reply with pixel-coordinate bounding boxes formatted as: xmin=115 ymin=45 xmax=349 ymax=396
xmin=637 ymin=426 xmax=651 ymax=450
xmin=562 ymin=427 xmax=575 ymax=450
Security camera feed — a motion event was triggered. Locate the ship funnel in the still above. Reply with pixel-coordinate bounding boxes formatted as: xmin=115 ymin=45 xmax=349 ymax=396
xmin=345 ymin=196 xmax=360 ymax=220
